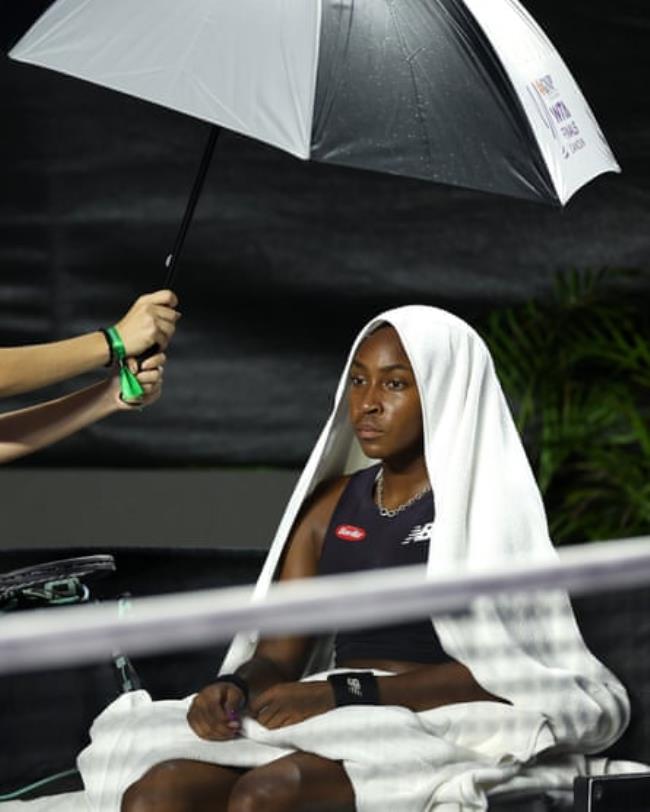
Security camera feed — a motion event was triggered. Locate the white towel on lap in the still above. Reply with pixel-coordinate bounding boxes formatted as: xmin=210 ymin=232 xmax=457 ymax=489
xmin=37 ymin=675 xmax=555 ymax=812
xmin=3 ymin=676 xmax=638 ymax=812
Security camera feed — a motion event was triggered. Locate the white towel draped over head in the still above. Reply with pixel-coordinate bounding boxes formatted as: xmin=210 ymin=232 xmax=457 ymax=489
xmin=222 ymin=304 xmax=629 ymax=754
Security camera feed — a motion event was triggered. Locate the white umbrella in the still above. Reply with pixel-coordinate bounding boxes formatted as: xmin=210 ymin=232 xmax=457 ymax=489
xmin=9 ymin=0 xmax=620 ymax=280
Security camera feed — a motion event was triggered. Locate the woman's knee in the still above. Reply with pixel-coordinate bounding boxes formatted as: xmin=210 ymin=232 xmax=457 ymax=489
xmin=121 ymin=760 xmax=196 ymax=812
xmin=227 ymin=761 xmax=301 ymax=812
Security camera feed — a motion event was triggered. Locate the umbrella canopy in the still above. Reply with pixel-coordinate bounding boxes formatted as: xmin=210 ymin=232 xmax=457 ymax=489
xmin=9 ymin=0 xmax=618 ymax=206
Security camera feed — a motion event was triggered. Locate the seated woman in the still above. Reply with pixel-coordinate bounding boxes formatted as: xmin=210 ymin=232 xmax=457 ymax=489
xmin=36 ymin=306 xmax=630 ymax=812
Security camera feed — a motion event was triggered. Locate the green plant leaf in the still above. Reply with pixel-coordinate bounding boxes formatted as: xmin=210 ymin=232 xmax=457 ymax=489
xmin=481 ymin=267 xmax=650 ymax=545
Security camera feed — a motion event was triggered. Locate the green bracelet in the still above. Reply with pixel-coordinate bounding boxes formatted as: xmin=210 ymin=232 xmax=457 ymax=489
xmin=105 ymin=326 xmax=145 ymax=402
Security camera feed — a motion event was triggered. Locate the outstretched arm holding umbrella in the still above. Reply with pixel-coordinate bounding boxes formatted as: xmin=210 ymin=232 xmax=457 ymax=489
xmin=0 ymin=289 xmax=179 ymax=398
xmin=0 ymin=289 xmax=179 ymax=463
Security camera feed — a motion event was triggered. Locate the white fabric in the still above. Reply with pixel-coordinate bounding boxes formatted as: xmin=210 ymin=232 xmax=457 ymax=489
xmin=0 ymin=670 xmax=618 ymax=812
xmin=463 ymin=0 xmax=620 ymax=204
xmin=1 ymin=677 xmax=640 ymax=812
xmin=10 ymin=0 xmax=321 ymax=159
xmin=71 ymin=674 xmax=554 ymax=812
xmin=0 ymin=796 xmax=86 ymax=811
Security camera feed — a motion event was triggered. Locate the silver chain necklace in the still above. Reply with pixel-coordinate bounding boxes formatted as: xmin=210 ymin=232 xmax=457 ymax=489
xmin=375 ymin=468 xmax=431 ymax=518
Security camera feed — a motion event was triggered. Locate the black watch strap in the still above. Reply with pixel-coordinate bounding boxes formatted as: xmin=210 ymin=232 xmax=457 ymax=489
xmin=214 ymin=673 xmax=250 ymax=705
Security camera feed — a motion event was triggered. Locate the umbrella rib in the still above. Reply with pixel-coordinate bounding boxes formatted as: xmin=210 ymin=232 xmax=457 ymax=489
xmin=386 ymin=1 xmax=435 ymax=178
xmin=166 ymin=0 xmax=214 ymax=108
xmin=311 ymin=2 xmax=356 ymax=150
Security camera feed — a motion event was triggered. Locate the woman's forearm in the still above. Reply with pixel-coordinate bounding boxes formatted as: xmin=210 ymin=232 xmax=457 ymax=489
xmin=0 ymin=333 xmax=109 ymax=398
xmin=236 ymin=634 xmax=313 ymax=701
xmin=236 ymin=655 xmax=297 ymax=701
xmin=0 ymin=290 xmax=180 ymax=399
xmin=377 ymin=662 xmax=508 ymax=712
xmin=0 ymin=379 xmax=119 ymax=463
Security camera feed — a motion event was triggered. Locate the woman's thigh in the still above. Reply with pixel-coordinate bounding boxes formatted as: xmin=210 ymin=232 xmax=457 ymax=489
xmin=228 ymin=751 xmax=356 ymax=812
xmin=121 ymin=758 xmax=243 ymax=812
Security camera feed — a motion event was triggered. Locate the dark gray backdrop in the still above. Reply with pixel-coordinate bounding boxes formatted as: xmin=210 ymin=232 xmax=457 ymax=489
xmin=1 ymin=0 xmax=649 ymax=467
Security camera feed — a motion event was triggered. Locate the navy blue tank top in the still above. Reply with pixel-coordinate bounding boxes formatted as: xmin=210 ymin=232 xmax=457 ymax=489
xmin=319 ymin=465 xmax=452 ymax=666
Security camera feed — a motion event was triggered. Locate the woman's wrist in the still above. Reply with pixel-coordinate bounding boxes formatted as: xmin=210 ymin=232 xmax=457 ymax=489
xmin=98 ymin=328 xmax=114 ymax=367
xmin=92 ymin=378 xmax=123 ymax=415
xmin=83 ymin=330 xmax=113 ymax=369
xmin=316 ymin=679 xmax=336 ymax=712
xmin=327 ymin=671 xmax=380 ymax=706
xmin=214 ymin=673 xmax=250 ymax=706
xmin=235 ymin=656 xmax=291 ymax=701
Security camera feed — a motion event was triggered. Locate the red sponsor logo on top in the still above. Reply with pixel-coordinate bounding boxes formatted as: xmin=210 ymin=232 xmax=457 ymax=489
xmin=335 ymin=524 xmax=367 ymax=542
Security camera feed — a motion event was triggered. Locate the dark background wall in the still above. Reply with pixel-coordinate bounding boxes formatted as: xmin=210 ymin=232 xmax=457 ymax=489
xmin=1 ymin=0 xmax=649 ymax=469
xmin=0 ymin=467 xmax=298 ymax=549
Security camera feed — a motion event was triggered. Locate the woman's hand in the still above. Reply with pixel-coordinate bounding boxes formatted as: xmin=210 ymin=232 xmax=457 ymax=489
xmin=114 ymin=290 xmax=180 ymax=355
xmin=111 ymin=352 xmax=167 ymax=411
xmin=249 ymin=681 xmax=334 ymax=730
xmin=187 ymin=682 xmax=246 ymax=740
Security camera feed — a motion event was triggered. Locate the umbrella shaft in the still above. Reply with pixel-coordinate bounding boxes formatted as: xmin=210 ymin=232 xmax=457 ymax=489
xmin=164 ymin=125 xmax=222 ymax=289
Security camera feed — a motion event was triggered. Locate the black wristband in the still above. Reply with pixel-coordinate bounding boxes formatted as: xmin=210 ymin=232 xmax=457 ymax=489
xmin=327 ymin=671 xmax=380 ymax=706
xmin=99 ymin=328 xmax=114 ymax=367
xmin=214 ymin=673 xmax=249 ymax=705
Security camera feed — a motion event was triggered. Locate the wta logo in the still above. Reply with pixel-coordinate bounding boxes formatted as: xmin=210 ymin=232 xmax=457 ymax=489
xmin=533 ymin=74 xmax=556 ymax=97
xmin=335 ymin=524 xmax=367 ymax=542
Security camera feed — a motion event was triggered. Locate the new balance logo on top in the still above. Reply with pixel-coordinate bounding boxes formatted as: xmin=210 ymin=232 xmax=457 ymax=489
xmin=347 ymin=677 xmax=362 ymax=697
xmin=402 ymin=522 xmax=434 ymax=545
